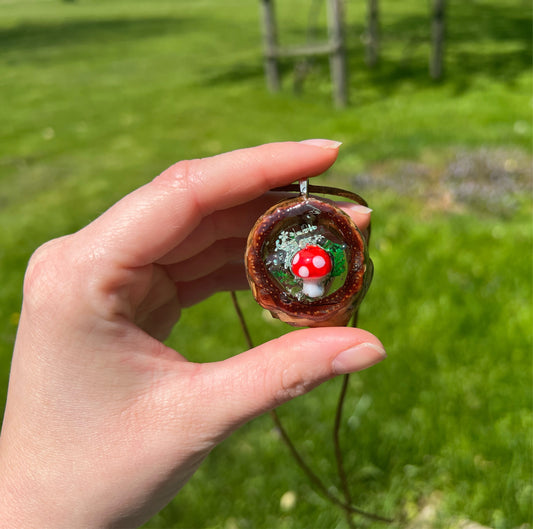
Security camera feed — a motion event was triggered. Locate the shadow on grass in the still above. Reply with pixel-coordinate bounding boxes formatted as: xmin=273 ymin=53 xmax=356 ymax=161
xmin=0 ymin=15 xmax=199 ymax=55
xmin=1 ymin=2 xmax=529 ymax=92
xmin=201 ymin=62 xmax=265 ymax=86
xmin=262 ymin=1 xmax=531 ymax=96
xmin=354 ymin=1 xmax=531 ymax=90
xmin=0 ymin=13 xmax=266 ymax=85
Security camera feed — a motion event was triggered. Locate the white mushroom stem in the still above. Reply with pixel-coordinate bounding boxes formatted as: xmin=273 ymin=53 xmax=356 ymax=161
xmin=301 ymin=278 xmax=325 ymax=298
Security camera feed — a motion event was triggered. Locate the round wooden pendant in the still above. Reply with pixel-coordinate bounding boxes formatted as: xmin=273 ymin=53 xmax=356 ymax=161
xmin=245 ymin=194 xmax=373 ymax=327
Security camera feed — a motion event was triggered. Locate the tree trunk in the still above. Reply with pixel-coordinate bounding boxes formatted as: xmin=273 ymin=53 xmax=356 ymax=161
xmin=430 ymin=0 xmax=446 ymax=80
xmin=327 ymin=0 xmax=348 ymax=107
xmin=365 ymin=0 xmax=379 ymax=67
xmin=260 ymin=0 xmax=281 ymax=91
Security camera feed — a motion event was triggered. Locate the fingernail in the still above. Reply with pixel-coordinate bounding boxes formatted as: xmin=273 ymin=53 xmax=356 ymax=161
xmin=300 ymin=139 xmax=343 ymax=149
xmin=332 ymin=342 xmax=387 ymax=375
xmin=345 ymin=204 xmax=373 ymax=215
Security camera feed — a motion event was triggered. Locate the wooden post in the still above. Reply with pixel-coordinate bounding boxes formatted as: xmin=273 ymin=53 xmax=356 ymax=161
xmin=365 ymin=0 xmax=379 ymax=67
xmin=327 ymin=0 xmax=348 ymax=107
xmin=430 ymin=0 xmax=446 ymax=80
xmin=260 ymin=0 xmax=281 ymax=91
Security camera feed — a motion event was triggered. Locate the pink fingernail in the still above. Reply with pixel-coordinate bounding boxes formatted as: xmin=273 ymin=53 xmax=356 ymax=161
xmin=345 ymin=204 xmax=373 ymax=215
xmin=300 ymin=139 xmax=343 ymax=149
xmin=332 ymin=342 xmax=387 ymax=375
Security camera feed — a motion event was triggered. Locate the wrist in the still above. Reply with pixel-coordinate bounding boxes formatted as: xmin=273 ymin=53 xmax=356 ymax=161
xmin=0 ymin=436 xmax=95 ymax=529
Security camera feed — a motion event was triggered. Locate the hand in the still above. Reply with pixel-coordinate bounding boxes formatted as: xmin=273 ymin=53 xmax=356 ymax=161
xmin=0 ymin=141 xmax=386 ymax=528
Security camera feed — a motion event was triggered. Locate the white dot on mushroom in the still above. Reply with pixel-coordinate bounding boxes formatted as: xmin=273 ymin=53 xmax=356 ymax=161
xmin=298 ymin=266 xmax=310 ymax=278
xmin=312 ymin=256 xmax=326 ymax=269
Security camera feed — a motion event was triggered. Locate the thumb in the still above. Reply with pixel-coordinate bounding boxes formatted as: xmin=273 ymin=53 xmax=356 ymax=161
xmin=195 ymin=327 xmax=386 ymax=436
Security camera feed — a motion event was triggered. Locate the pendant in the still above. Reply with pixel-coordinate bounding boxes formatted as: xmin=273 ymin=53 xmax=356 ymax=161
xmin=245 ymin=181 xmax=373 ymax=327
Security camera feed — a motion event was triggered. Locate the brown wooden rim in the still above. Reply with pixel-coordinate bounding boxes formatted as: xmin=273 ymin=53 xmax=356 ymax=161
xmin=246 ymin=194 xmax=368 ymax=319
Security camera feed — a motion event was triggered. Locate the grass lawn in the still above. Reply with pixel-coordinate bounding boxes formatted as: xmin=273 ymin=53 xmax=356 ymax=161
xmin=0 ymin=0 xmax=531 ymax=527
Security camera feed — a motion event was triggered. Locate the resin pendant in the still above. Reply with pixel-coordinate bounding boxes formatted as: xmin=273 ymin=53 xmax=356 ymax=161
xmin=245 ymin=182 xmax=373 ymax=327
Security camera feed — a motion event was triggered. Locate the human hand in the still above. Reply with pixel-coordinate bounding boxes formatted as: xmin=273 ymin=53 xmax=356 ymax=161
xmin=0 ymin=141 xmax=386 ymax=528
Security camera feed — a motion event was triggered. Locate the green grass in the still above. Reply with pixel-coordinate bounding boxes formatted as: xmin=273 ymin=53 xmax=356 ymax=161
xmin=156 ymin=204 xmax=532 ymax=529
xmin=0 ymin=0 xmax=531 ymax=527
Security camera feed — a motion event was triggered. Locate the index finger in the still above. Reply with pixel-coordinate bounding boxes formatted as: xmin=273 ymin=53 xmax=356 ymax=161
xmin=82 ymin=140 xmax=341 ymax=268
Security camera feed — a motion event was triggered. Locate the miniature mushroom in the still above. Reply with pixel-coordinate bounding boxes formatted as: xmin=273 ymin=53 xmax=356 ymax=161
xmin=291 ymin=245 xmax=333 ymax=298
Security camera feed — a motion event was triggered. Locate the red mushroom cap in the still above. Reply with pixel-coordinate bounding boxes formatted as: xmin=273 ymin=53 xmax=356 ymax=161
xmin=291 ymin=245 xmax=332 ymax=279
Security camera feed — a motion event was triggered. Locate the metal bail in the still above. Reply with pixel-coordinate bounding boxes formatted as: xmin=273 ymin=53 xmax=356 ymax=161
xmin=299 ymin=179 xmax=309 ymax=199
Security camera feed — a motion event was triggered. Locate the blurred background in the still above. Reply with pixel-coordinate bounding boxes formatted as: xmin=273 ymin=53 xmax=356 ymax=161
xmin=0 ymin=0 xmax=531 ymax=527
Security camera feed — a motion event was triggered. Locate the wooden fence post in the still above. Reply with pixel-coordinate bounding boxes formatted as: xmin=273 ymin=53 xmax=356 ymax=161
xmin=259 ymin=0 xmax=348 ymax=106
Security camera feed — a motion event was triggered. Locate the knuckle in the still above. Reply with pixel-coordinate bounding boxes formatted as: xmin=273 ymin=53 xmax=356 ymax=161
xmin=23 ymin=237 xmax=70 ymax=309
xmin=153 ymin=158 xmax=205 ymax=214
xmin=153 ymin=159 xmax=198 ymax=193
xmin=272 ymin=364 xmax=311 ymax=406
